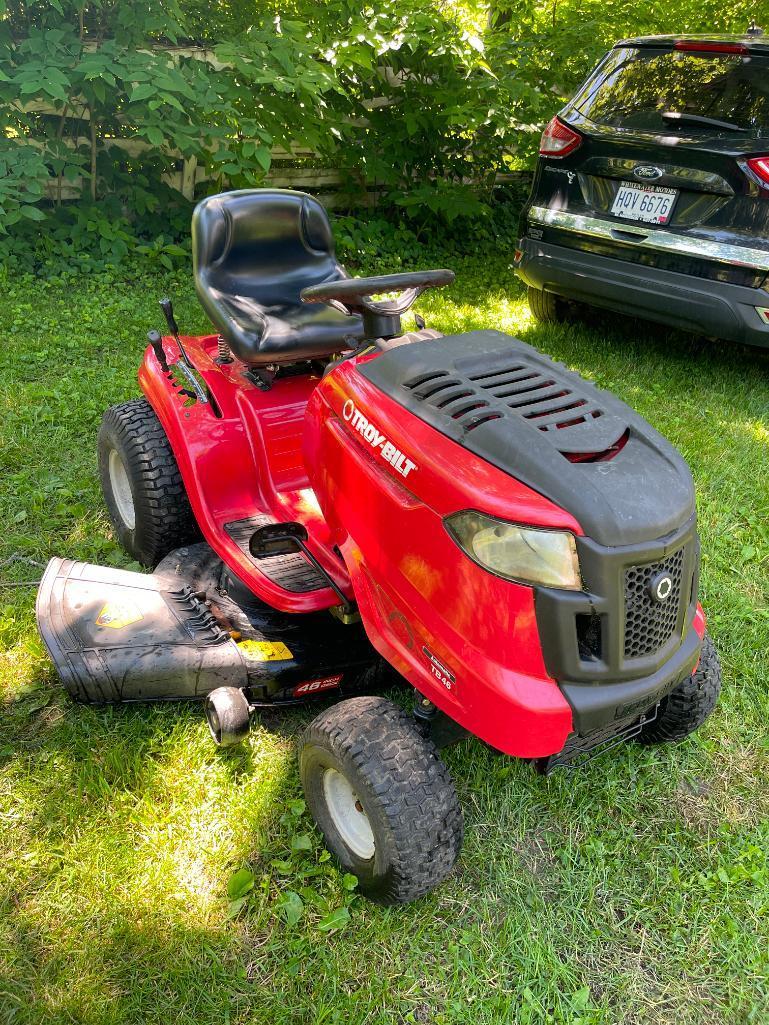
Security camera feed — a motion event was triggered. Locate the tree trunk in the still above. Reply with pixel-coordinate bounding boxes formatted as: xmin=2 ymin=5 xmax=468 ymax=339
xmin=90 ymin=117 xmax=97 ymax=202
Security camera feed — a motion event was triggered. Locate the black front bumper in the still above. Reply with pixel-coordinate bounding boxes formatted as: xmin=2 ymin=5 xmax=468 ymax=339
xmin=536 ymin=517 xmax=702 ymax=735
xmin=517 ymin=237 xmax=769 ymax=348
xmin=557 ymin=625 xmax=701 ymax=736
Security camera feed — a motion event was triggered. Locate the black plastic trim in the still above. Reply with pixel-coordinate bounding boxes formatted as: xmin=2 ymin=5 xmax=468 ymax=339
xmin=534 ymin=514 xmax=701 ymax=733
xmin=225 ymin=516 xmax=327 ymax=593
xmin=517 ymin=238 xmax=769 ymax=348
xmin=559 ymin=627 xmax=701 ymax=734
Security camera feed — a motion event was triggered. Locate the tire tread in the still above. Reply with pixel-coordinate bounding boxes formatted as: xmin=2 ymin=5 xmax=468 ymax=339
xmin=98 ymin=397 xmax=199 ymax=566
xmin=302 ymin=696 xmax=463 ymax=903
xmin=638 ymin=634 xmax=721 ymax=744
xmin=527 ymin=285 xmax=564 ymax=324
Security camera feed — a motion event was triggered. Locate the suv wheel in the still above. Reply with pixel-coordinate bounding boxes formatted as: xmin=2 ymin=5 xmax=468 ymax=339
xmin=528 ymin=286 xmax=566 ymax=324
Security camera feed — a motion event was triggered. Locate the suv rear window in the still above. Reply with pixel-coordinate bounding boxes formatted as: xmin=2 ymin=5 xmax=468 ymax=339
xmin=572 ymin=47 xmax=769 ymax=137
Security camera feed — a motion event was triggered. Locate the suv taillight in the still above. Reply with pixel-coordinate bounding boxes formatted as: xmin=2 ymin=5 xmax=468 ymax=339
xmin=746 ymin=156 xmax=769 ymax=188
xmin=539 ymin=116 xmax=582 ymax=158
xmin=674 ymin=40 xmax=747 ymax=55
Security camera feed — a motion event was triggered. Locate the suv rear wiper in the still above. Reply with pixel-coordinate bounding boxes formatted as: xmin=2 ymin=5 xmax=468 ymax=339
xmin=662 ymin=111 xmax=746 ymax=133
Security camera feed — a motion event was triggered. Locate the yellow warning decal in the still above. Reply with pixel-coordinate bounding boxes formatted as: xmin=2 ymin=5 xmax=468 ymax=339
xmin=237 ymin=639 xmax=293 ymax=662
xmin=95 ymin=602 xmax=144 ymax=630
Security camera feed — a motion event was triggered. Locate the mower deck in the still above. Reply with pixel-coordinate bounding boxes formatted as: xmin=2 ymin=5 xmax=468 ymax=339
xmin=36 ymin=543 xmax=377 ymax=705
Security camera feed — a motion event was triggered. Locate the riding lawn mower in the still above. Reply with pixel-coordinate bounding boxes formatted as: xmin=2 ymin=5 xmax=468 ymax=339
xmin=36 ymin=189 xmax=721 ymax=903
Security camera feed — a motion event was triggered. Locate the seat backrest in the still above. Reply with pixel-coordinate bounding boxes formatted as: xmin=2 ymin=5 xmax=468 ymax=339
xmin=192 ymin=189 xmax=344 ymax=307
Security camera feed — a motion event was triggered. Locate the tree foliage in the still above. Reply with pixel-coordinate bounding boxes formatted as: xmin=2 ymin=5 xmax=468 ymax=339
xmin=488 ymin=0 xmax=762 ymax=129
xmin=0 ymin=0 xmax=763 ymax=265
xmin=0 ymin=0 xmax=343 ymax=229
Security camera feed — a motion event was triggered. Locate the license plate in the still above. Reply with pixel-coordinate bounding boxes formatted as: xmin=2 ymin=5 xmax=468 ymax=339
xmin=610 ymin=182 xmax=677 ymax=225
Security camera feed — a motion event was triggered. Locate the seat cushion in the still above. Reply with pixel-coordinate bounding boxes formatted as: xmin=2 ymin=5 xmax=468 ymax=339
xmin=208 ymin=288 xmax=361 ymax=364
xmin=192 ymin=189 xmax=363 ymax=365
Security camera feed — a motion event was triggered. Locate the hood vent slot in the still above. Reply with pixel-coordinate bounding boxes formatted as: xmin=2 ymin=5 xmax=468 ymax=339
xmin=359 ymin=329 xmax=695 ymax=548
xmin=403 ymin=354 xmax=627 ymax=461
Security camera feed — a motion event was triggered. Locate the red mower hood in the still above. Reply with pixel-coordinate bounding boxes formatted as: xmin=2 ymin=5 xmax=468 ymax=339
xmin=355 ymin=330 xmax=696 ymax=548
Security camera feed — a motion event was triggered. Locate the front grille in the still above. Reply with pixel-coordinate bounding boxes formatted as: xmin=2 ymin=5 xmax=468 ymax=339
xmin=624 ymin=547 xmax=685 ymax=659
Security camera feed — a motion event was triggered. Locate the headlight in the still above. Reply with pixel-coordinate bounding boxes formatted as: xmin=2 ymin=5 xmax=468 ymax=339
xmin=445 ymin=510 xmax=582 ymax=591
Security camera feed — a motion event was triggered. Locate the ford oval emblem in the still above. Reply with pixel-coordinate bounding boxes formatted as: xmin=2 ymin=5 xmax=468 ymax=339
xmin=633 ymin=164 xmax=664 ymax=181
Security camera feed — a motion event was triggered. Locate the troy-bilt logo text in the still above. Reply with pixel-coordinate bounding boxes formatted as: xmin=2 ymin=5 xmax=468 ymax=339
xmin=341 ymin=399 xmax=417 ymax=479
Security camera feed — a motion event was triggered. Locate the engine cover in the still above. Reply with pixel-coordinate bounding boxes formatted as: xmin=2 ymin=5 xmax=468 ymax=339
xmin=358 ymin=329 xmax=695 ymax=547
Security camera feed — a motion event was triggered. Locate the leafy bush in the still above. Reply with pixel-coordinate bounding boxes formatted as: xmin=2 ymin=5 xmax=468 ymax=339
xmin=0 ymin=0 xmax=762 ymax=269
xmin=0 ymin=1 xmax=340 ymax=212
xmin=0 ymin=186 xmax=526 ymax=278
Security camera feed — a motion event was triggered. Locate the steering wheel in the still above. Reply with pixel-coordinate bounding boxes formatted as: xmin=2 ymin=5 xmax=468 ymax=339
xmin=300 ymin=269 xmax=455 ymax=318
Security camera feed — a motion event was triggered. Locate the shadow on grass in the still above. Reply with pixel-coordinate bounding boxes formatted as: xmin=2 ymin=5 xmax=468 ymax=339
xmin=2 ymin=657 xmax=766 ymax=1024
xmin=523 ymin=303 xmax=769 ymax=380
xmin=0 ymin=687 xmax=296 ymax=1022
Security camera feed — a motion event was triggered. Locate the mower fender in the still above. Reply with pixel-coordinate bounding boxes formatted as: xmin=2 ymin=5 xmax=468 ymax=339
xmin=137 ymin=336 xmax=346 ymax=613
xmin=693 ymin=602 xmax=706 ymax=640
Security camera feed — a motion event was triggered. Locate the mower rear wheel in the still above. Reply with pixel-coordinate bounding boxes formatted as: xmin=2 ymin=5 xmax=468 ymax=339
xmin=527 ymin=286 xmax=566 ymax=324
xmin=638 ymin=633 xmax=721 ymax=744
xmin=205 ymin=687 xmax=251 ymax=747
xmin=300 ymin=696 xmax=463 ymax=904
xmin=98 ymin=398 xmax=199 ymax=566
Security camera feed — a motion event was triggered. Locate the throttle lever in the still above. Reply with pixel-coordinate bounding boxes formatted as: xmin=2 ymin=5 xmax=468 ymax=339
xmin=159 ymin=297 xmax=195 ymax=368
xmin=159 ymin=297 xmax=180 ymax=338
xmin=147 ymin=329 xmax=169 ymax=373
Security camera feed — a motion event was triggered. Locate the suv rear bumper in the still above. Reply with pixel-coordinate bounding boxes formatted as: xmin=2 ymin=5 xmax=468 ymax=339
xmin=516 ymin=237 xmax=769 ymax=348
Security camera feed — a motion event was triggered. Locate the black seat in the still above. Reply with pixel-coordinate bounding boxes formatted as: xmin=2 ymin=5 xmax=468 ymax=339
xmin=192 ymin=189 xmax=362 ymax=365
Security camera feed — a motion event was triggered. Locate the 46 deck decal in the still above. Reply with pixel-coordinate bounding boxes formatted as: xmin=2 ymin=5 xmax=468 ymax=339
xmin=341 ymin=399 xmax=417 ymax=479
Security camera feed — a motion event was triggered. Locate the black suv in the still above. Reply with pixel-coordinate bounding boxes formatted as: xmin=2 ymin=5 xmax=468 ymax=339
xmin=516 ymin=32 xmax=769 ymax=347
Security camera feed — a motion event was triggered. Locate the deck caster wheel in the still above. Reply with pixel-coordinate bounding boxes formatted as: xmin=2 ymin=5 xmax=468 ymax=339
xmin=205 ymin=687 xmax=251 ymax=747
xmin=299 ymin=696 xmax=463 ymax=904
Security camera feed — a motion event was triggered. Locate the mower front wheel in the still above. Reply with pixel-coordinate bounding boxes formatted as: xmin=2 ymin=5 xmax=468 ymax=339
xmin=98 ymin=398 xmax=199 ymax=567
xmin=300 ymin=696 xmax=463 ymax=904
xmin=638 ymin=633 xmax=721 ymax=744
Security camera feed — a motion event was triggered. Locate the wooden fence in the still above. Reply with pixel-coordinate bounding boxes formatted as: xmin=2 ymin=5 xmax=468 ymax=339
xmin=15 ymin=44 xmax=531 ymax=209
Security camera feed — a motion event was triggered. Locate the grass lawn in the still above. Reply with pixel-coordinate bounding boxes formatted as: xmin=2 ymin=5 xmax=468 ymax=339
xmin=1 ymin=254 xmax=767 ymax=1025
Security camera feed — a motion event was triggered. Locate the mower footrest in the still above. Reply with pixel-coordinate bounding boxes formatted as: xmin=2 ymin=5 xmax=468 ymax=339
xmin=225 ymin=516 xmax=327 ymax=593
